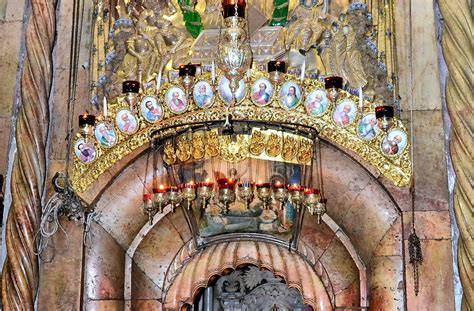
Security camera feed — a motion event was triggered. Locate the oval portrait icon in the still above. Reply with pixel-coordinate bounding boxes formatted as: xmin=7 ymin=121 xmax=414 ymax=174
xmin=75 ymin=138 xmax=97 ymax=164
xmin=94 ymin=122 xmax=117 ymax=148
xmin=140 ymin=96 xmax=163 ymax=123
xmin=357 ymin=113 xmax=380 ymax=140
xmin=116 ymin=109 xmax=139 ymax=134
xmin=381 ymin=129 xmax=408 ymax=156
xmin=193 ymin=81 xmax=214 ymax=109
xmin=279 ymin=81 xmax=301 ymax=110
xmin=251 ymin=78 xmax=273 ymax=107
xmin=165 ymin=86 xmax=188 ymax=114
xmin=333 ymin=99 xmax=357 ymax=127
xmin=305 ymin=89 xmax=329 ymax=116
xmin=218 ymin=76 xmax=246 ymax=105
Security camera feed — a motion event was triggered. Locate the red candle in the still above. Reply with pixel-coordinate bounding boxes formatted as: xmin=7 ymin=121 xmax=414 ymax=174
xmin=256 ymin=182 xmax=271 ymax=188
xmin=198 ymin=181 xmax=215 ymax=188
xmin=217 ymin=178 xmax=236 ymax=189
xmin=288 ymin=184 xmax=304 ymax=191
xmin=153 ymin=185 xmax=169 ymax=193
xmin=143 ymin=193 xmax=153 ymax=201
xmin=272 ymin=181 xmax=285 ymax=189
xmin=181 ymin=181 xmax=196 ymax=189
xmin=79 ymin=112 xmax=96 ymax=127
xmin=304 ymin=188 xmax=320 ymax=195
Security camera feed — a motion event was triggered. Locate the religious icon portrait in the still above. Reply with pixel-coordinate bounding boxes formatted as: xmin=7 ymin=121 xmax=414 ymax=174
xmin=333 ymin=99 xmax=357 ymax=127
xmin=115 ymin=109 xmax=139 ymax=134
xmin=193 ymin=81 xmax=215 ymax=109
xmin=217 ymin=76 xmax=246 ymax=105
xmin=357 ymin=113 xmax=380 ymax=140
xmin=305 ymin=89 xmax=329 ymax=116
xmin=279 ymin=81 xmax=301 ymax=110
xmin=74 ymin=139 xmax=97 ymax=164
xmin=381 ymin=129 xmax=408 ymax=156
xmin=94 ymin=122 xmax=117 ymax=148
xmin=140 ymin=96 xmax=163 ymax=123
xmin=165 ymin=86 xmax=188 ymax=114
xmin=251 ymin=78 xmax=273 ymax=106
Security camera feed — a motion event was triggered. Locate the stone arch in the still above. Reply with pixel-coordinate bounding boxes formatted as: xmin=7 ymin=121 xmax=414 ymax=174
xmin=82 ymin=139 xmax=405 ymax=309
xmin=162 ymin=240 xmax=333 ymax=310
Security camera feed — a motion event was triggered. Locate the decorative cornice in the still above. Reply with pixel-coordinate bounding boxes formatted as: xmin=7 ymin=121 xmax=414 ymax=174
xmin=72 ymin=76 xmax=411 ymax=192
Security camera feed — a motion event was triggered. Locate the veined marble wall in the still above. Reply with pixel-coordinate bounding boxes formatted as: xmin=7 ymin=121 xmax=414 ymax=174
xmin=0 ymin=0 xmax=461 ymax=310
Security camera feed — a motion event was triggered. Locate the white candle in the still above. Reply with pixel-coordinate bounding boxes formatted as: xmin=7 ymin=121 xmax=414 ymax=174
xmin=156 ymin=71 xmax=162 ymax=92
xmin=103 ymin=95 xmax=108 ymax=118
xmin=358 ymin=87 xmax=363 ymax=112
xmin=300 ymin=60 xmax=306 ymax=81
xmin=211 ymin=60 xmax=216 ymax=83
xmin=246 ymin=68 xmax=252 ymax=80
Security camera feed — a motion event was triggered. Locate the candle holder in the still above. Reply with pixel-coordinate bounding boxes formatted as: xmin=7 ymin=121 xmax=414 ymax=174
xmin=168 ymin=187 xmax=182 ymax=212
xmin=153 ymin=186 xmax=170 ymax=215
xmin=78 ymin=113 xmax=96 ymax=140
xmin=197 ymin=181 xmax=214 ymax=210
xmin=289 ymin=185 xmax=304 ymax=212
xmin=272 ymin=182 xmax=288 ymax=210
xmin=179 ymin=64 xmax=196 ymax=95
xmin=217 ymin=178 xmax=236 ymax=214
xmin=237 ymin=182 xmax=254 ymax=209
xmin=313 ymin=198 xmax=327 ymax=224
xmin=181 ymin=182 xmax=197 ymax=210
xmin=268 ymin=60 xmax=286 ymax=85
xmin=123 ymin=80 xmax=140 ymax=110
xmin=324 ymin=76 xmax=343 ymax=102
xmin=256 ymin=183 xmax=272 ymax=210
xmin=304 ymin=188 xmax=321 ymax=218
xmin=375 ymin=105 xmax=394 ymax=132
xmin=143 ymin=193 xmax=155 ymax=225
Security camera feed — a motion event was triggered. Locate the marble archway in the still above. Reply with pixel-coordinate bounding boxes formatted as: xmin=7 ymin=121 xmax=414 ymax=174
xmin=163 ymin=241 xmax=332 ymax=310
xmin=81 ymin=140 xmax=404 ymax=310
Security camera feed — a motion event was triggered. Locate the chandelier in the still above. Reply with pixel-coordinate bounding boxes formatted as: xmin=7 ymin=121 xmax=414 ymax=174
xmin=71 ymin=0 xmax=410 ymax=249
xmin=216 ymin=0 xmax=253 ymax=98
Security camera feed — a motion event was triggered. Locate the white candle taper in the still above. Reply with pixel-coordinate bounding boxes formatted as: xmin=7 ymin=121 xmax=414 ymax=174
xmin=103 ymin=95 xmax=108 ymax=118
xmin=156 ymin=71 xmax=162 ymax=92
xmin=358 ymin=87 xmax=363 ymax=112
xmin=211 ymin=60 xmax=216 ymax=83
xmin=300 ymin=60 xmax=306 ymax=81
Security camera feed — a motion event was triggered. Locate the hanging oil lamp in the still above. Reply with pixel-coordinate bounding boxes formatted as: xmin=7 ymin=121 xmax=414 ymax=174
xmin=375 ymin=104 xmax=394 ymax=132
xmin=122 ymin=80 xmax=140 ymax=111
xmin=324 ymin=76 xmax=343 ymax=102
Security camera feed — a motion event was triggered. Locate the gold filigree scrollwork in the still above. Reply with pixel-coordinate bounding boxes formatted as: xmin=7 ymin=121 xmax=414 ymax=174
xmin=282 ymin=134 xmax=298 ymax=161
xmin=163 ymin=140 xmax=176 ymax=165
xmin=192 ymin=131 xmax=205 ymax=160
xmin=265 ymin=133 xmax=282 ymax=157
xmin=72 ymin=77 xmax=412 ymax=192
xmin=176 ymin=134 xmax=191 ymax=162
xmin=249 ymin=129 xmax=266 ymax=156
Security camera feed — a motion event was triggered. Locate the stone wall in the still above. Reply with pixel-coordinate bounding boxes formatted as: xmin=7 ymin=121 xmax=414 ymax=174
xmin=0 ymin=0 xmax=459 ymax=310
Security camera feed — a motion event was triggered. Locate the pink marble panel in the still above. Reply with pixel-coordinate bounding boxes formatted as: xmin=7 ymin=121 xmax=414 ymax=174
xmin=85 ymin=300 xmax=124 ymax=311
xmin=368 ymin=256 xmax=405 ymax=311
xmin=132 ymin=261 xmax=162 ymax=299
xmin=373 ymin=217 xmax=403 ymax=257
xmin=405 ymin=239 xmax=454 ymax=310
xmin=133 ymin=215 xmax=188 ymax=290
xmin=131 ymin=300 xmax=163 ymax=310
xmin=402 ymin=211 xmax=451 ymax=240
xmin=85 ymin=223 xmax=125 ymax=300
xmin=319 ymin=238 xmax=359 ymax=294
xmin=334 ymin=280 xmax=360 ymax=308
xmin=341 ymin=181 xmax=400 ymax=264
